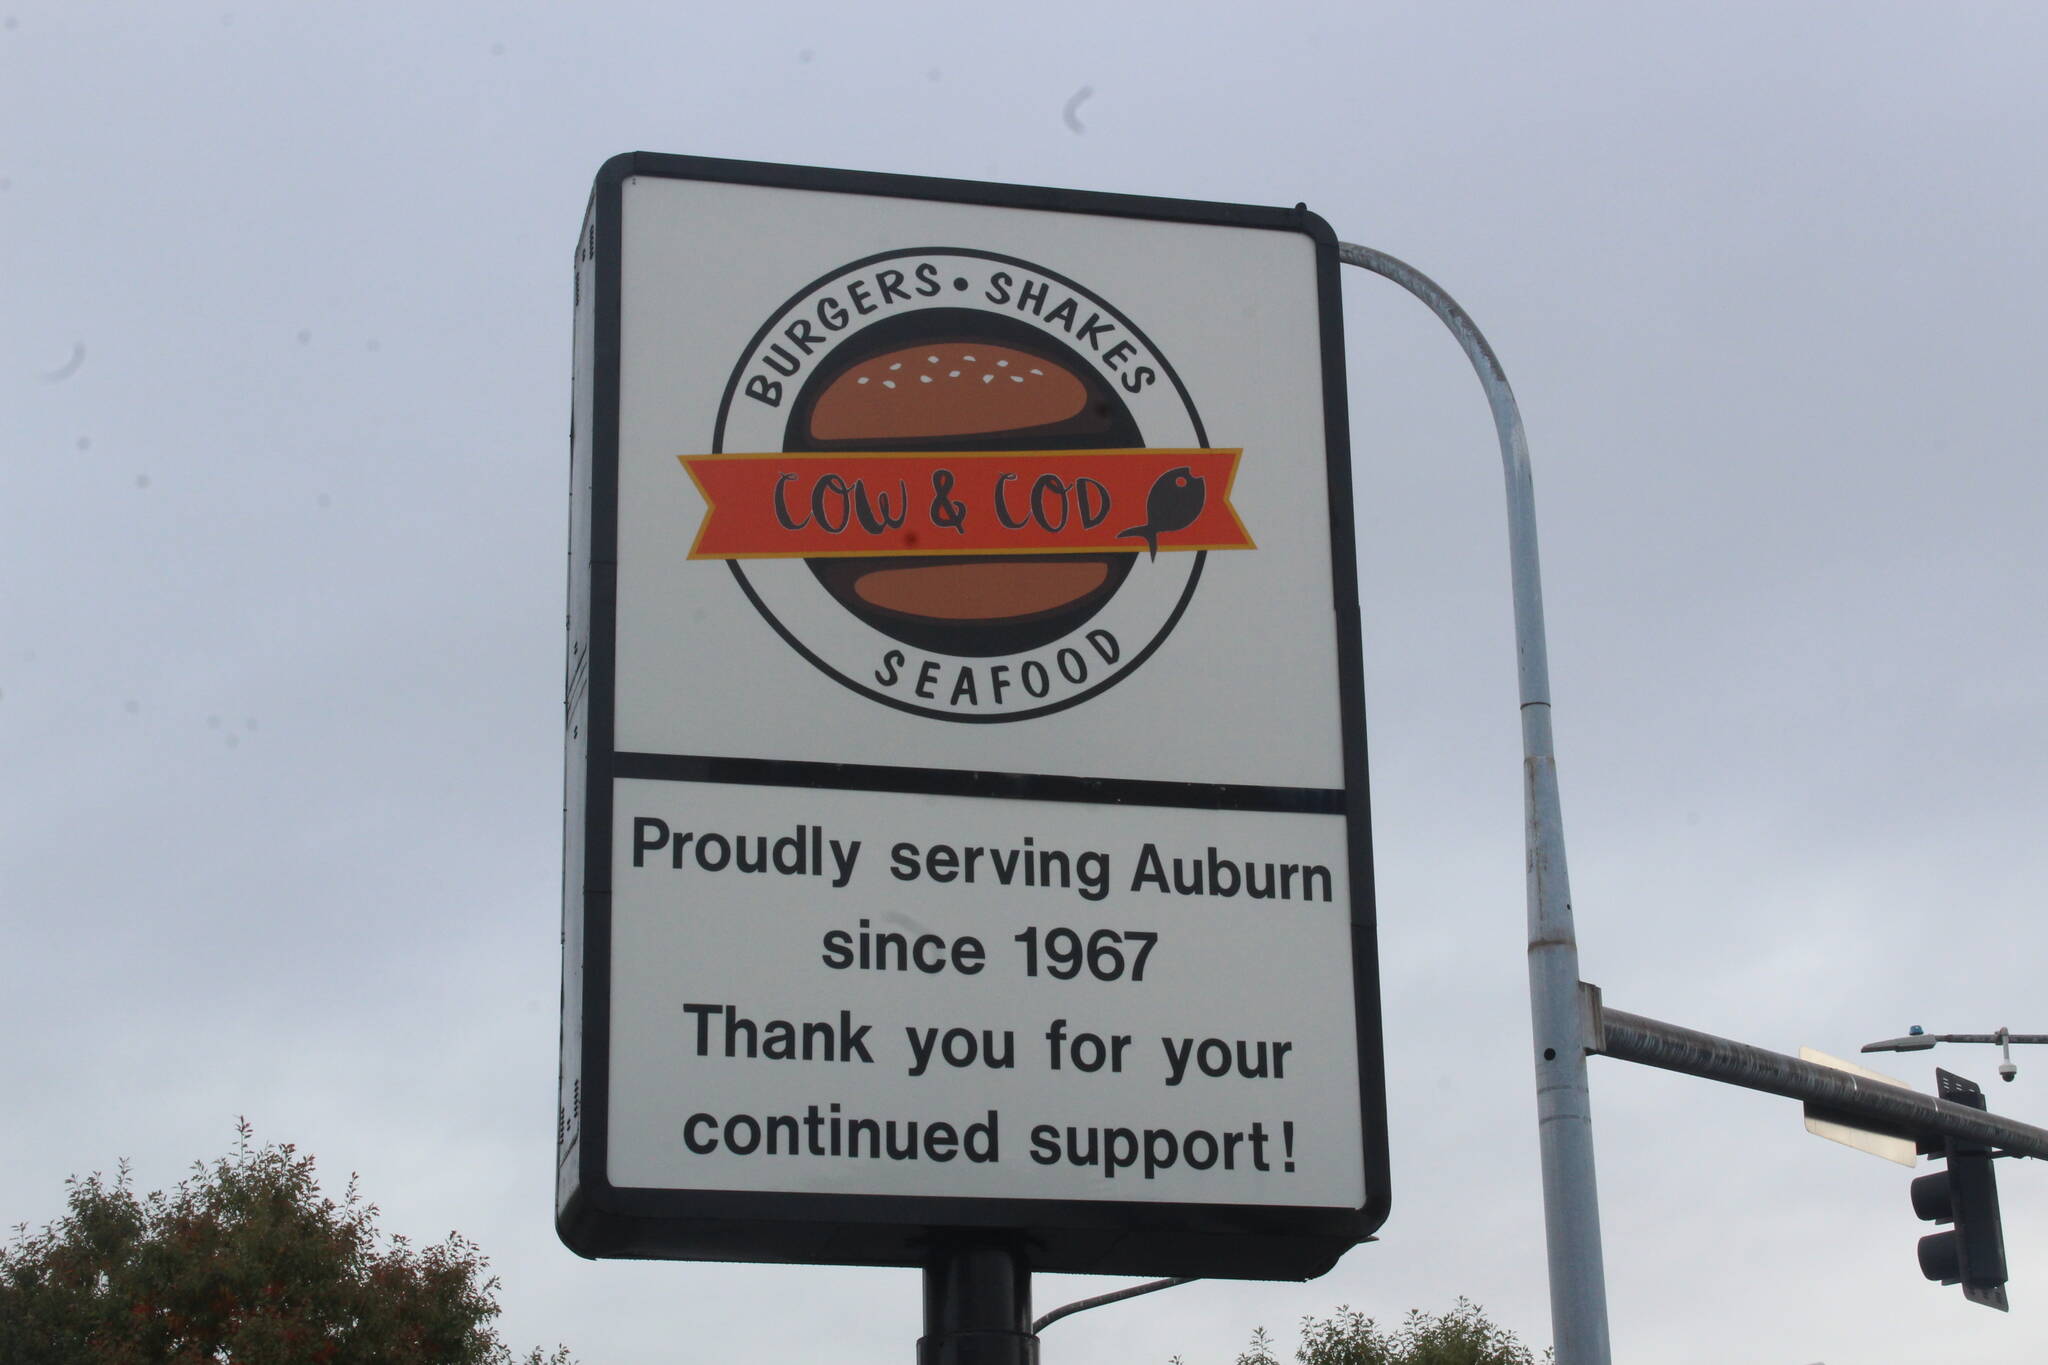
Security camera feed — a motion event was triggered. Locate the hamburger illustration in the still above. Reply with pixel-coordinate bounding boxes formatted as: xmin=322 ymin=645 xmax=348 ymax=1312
xmin=784 ymin=309 xmax=1142 ymax=658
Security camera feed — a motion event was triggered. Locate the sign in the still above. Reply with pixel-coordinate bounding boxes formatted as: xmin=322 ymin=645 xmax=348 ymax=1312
xmin=558 ymin=152 xmax=1386 ymax=1279
xmin=1799 ymin=1046 xmax=1920 ymax=1166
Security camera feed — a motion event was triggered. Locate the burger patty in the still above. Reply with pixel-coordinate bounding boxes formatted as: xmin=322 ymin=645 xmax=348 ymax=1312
xmin=786 ymin=315 xmax=1144 ymax=657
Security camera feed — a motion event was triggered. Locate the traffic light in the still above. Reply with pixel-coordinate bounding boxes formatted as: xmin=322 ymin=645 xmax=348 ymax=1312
xmin=1911 ymin=1069 xmax=2009 ymax=1311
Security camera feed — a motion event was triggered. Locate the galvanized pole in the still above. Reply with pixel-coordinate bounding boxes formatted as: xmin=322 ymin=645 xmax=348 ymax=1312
xmin=1337 ymin=244 xmax=1611 ymax=1365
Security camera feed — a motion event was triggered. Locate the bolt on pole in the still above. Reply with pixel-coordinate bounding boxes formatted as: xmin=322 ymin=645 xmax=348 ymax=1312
xmin=1337 ymin=243 xmax=1611 ymax=1365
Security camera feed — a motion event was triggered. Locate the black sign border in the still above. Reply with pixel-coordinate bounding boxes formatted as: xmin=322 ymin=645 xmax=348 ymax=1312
xmin=561 ymin=151 xmax=1388 ymax=1281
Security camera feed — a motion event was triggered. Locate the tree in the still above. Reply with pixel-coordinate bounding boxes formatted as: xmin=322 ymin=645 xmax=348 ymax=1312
xmin=0 ymin=1121 xmax=574 ymax=1365
xmin=1210 ymin=1299 xmax=1549 ymax=1365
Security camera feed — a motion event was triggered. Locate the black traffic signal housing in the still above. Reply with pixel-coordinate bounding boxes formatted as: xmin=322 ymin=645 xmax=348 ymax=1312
xmin=1912 ymin=1069 xmax=2009 ymax=1311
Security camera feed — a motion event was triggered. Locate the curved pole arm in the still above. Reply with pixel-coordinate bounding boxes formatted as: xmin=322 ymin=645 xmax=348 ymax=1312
xmin=1336 ymin=243 xmax=1610 ymax=1365
xmin=1031 ymin=1276 xmax=1196 ymax=1334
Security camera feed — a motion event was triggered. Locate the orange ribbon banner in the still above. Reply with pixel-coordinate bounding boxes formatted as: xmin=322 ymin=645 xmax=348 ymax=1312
xmin=680 ymin=448 xmax=1254 ymax=560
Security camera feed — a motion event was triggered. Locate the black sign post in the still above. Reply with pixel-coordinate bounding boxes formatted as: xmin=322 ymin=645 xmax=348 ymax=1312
xmin=920 ymin=1241 xmax=1035 ymax=1365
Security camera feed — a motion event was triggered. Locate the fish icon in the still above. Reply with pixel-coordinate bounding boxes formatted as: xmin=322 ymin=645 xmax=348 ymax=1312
xmin=1118 ymin=466 xmax=1206 ymax=560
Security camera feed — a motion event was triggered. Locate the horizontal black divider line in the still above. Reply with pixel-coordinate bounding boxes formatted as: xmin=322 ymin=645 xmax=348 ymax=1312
xmin=610 ymin=752 xmax=1346 ymax=815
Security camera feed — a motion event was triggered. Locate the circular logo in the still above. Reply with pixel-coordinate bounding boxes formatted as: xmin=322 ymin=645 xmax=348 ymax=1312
xmin=710 ymin=248 xmax=1217 ymax=723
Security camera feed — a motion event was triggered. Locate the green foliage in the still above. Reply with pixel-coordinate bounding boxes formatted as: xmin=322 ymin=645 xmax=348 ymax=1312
xmin=1216 ymin=1299 xmax=1548 ymax=1365
xmin=0 ymin=1121 xmax=574 ymax=1365
xmin=1235 ymin=1325 xmax=1283 ymax=1365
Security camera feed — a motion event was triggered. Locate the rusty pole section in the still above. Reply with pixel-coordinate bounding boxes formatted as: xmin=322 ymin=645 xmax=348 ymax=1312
xmin=1587 ymin=990 xmax=2048 ymax=1159
xmin=1337 ymin=243 xmax=1611 ymax=1365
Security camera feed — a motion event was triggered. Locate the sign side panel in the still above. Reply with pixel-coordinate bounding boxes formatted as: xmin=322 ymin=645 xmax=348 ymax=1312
xmin=1306 ymin=216 xmax=1392 ymax=1237
xmin=557 ymin=195 xmax=598 ymax=1220
xmin=560 ymin=164 xmax=627 ymax=1253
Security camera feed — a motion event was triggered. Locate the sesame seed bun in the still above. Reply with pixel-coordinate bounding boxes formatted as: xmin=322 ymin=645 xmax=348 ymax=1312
xmin=787 ymin=309 xmax=1140 ymax=658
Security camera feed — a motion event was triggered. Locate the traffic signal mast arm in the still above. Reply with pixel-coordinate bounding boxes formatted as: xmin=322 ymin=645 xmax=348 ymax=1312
xmin=1582 ymin=985 xmax=2048 ymax=1159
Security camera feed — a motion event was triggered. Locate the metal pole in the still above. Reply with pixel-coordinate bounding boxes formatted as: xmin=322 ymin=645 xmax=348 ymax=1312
xmin=918 ymin=1242 xmax=1037 ymax=1365
xmin=1337 ymin=243 xmax=1610 ymax=1365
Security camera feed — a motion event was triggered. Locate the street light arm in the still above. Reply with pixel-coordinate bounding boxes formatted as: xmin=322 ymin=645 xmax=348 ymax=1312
xmin=1934 ymin=1034 xmax=2048 ymax=1046
xmin=1031 ymin=1277 xmax=1195 ymax=1333
xmin=1334 ymin=245 xmax=1550 ymax=711
xmin=1862 ymin=1034 xmax=2048 ymax=1052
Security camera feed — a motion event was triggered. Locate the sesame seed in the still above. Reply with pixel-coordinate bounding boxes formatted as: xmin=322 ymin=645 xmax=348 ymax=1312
xmin=996 ymin=359 xmax=1009 ymax=367
xmin=856 ymin=377 xmax=869 ymax=384
xmin=920 ymin=375 xmax=932 ymax=383
xmin=948 ymin=370 xmax=961 ymax=378
xmin=883 ymin=380 xmax=896 ymax=389
xmin=927 ymin=355 xmax=939 ymax=363
xmin=1010 ymin=375 xmax=1024 ymax=382
xmin=889 ymin=362 xmax=902 ymax=370
xmin=982 ymin=374 xmax=994 ymax=383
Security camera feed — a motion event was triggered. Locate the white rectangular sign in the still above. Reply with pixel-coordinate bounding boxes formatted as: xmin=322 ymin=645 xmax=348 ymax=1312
xmin=560 ymin=153 xmax=1384 ymax=1279
xmin=610 ymin=177 xmax=1343 ymax=784
xmin=606 ymin=778 xmax=1363 ymax=1205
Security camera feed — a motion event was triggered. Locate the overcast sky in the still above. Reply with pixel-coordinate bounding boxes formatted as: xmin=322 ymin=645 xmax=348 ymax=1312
xmin=5 ymin=3 xmax=2046 ymax=1363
